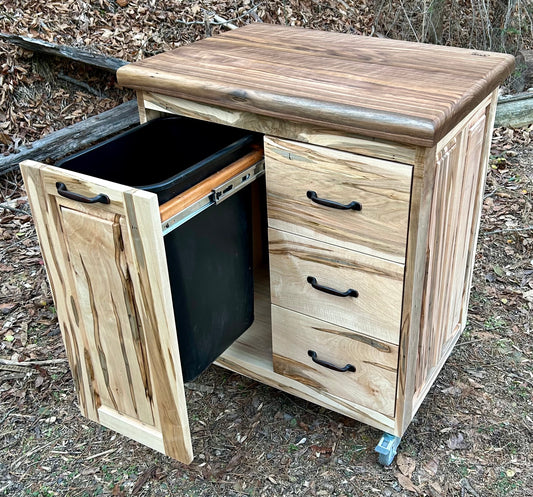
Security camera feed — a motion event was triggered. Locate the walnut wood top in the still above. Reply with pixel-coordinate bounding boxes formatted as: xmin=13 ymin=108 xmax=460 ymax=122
xmin=117 ymin=24 xmax=514 ymax=147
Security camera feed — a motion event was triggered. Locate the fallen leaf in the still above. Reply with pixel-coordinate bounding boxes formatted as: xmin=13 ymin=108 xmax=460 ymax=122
xmin=111 ymin=484 xmax=125 ymax=497
xmin=395 ymin=472 xmax=421 ymax=494
xmin=523 ymin=289 xmax=533 ymax=302
xmin=447 ymin=432 xmax=468 ymax=450
xmin=0 ymin=303 xmax=17 ymax=314
xmin=441 ymin=385 xmax=463 ymax=395
xmin=423 ymin=458 xmax=439 ymax=476
xmin=397 ymin=453 xmax=416 ymax=478
xmin=429 ymin=480 xmax=443 ymax=495
xmin=310 ymin=445 xmax=332 ymax=457
xmin=467 ymin=378 xmax=484 ymax=389
xmin=116 ymin=0 xmax=128 ymax=6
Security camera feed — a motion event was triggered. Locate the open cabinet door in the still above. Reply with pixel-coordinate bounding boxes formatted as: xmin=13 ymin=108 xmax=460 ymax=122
xmin=20 ymin=160 xmax=193 ymax=463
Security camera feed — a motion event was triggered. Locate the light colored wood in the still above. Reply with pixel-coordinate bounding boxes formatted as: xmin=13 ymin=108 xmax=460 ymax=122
xmin=20 ymin=160 xmax=193 ymax=463
xmin=215 ymin=270 xmax=397 ymax=434
xmin=268 ymin=229 xmax=404 ymax=344
xmin=159 ymin=147 xmax=263 ymax=222
xmin=98 ymin=406 xmax=165 ymax=454
xmin=395 ymin=95 xmax=495 ymax=435
xmin=461 ymin=90 xmax=499 ymax=323
xmin=137 ymin=90 xmax=163 ymax=124
xmin=272 ymin=306 xmax=398 ymax=417
xmin=117 ymin=24 xmax=514 ymax=146
xmin=394 ymin=144 xmax=439 ymax=435
xmin=142 ymin=91 xmax=420 ymax=165
xmin=60 ymin=208 xmax=157 ymax=425
xmin=264 ymin=137 xmax=412 ymax=263
xmin=413 ymin=102 xmax=491 ymax=397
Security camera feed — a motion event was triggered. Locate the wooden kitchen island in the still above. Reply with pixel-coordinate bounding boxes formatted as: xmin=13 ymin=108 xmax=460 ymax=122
xmin=22 ymin=24 xmax=514 ymax=465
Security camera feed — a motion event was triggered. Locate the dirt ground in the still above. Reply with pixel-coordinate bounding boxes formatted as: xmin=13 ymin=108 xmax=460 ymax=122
xmin=1 ymin=2 xmax=532 ymax=496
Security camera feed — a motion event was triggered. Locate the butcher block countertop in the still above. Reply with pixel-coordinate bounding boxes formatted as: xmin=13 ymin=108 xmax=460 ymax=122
xmin=117 ymin=24 xmax=515 ymax=147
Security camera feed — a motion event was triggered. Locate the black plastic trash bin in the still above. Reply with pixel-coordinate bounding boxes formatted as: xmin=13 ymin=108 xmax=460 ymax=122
xmin=57 ymin=116 xmax=259 ymax=382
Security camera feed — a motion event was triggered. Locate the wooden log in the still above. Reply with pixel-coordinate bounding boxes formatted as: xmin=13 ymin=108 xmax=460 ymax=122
xmin=0 ymin=100 xmax=139 ymax=176
xmin=494 ymin=91 xmax=533 ymax=128
xmin=514 ymin=50 xmax=533 ymax=92
xmin=0 ymin=32 xmax=128 ymax=73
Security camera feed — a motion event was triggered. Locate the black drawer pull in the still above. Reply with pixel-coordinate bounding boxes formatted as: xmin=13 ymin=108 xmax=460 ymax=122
xmin=308 ymin=350 xmax=356 ymax=373
xmin=306 ymin=190 xmax=362 ymax=211
xmin=56 ymin=182 xmax=110 ymax=205
xmin=307 ymin=276 xmax=359 ymax=298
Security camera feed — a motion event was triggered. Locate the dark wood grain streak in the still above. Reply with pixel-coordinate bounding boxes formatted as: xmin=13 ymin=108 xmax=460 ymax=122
xmin=117 ymin=24 xmax=514 ymax=146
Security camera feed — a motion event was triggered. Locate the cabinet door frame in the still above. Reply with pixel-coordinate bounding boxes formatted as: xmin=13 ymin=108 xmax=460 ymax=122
xmin=21 ymin=160 xmax=193 ymax=463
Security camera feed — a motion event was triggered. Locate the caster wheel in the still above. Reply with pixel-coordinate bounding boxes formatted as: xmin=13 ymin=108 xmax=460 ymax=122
xmin=375 ymin=432 xmax=401 ymax=466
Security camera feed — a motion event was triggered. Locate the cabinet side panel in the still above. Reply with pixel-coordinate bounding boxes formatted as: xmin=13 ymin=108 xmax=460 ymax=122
xmin=413 ymin=94 xmax=495 ymax=405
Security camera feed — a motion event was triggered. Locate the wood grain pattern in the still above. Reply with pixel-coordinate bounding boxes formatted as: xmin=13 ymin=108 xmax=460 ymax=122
xmin=271 ymin=305 xmax=398 ymax=417
xmin=142 ymin=91 xmax=420 ymax=165
xmin=118 ymin=24 xmax=514 ymax=146
xmin=414 ymin=105 xmax=489 ymax=396
xmin=20 ymin=160 xmax=193 ymax=463
xmin=269 ymin=229 xmax=404 ymax=344
xmin=265 ymin=137 xmax=412 ymax=263
xmin=137 ymin=90 xmax=163 ymax=124
xmin=394 ymin=94 xmax=496 ymax=435
xmin=159 ymin=147 xmax=263 ymax=222
xmin=216 ymin=269 xmax=397 ymax=433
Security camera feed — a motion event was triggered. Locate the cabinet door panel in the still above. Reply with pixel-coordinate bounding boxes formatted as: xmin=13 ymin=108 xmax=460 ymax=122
xmin=21 ymin=160 xmax=193 ymax=463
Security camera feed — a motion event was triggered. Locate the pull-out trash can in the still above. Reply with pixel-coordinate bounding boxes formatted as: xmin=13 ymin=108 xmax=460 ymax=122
xmin=57 ymin=116 xmax=259 ymax=381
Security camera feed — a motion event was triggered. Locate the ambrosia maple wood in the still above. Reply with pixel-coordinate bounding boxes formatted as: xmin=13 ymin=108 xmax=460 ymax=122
xmin=21 ymin=25 xmax=514 ymax=465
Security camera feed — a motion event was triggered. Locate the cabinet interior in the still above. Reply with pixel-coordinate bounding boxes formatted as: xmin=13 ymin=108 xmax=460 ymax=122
xmin=214 ymin=173 xmax=274 ymax=376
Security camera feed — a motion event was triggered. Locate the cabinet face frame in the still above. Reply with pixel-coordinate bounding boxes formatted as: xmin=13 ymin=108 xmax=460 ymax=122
xmin=138 ymin=89 xmax=498 ymax=441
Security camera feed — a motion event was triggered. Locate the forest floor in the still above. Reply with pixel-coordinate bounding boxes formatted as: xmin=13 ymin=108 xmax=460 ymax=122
xmin=1 ymin=2 xmax=532 ymax=496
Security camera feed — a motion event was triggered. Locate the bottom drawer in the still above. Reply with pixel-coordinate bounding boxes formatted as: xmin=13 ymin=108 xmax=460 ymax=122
xmin=272 ymin=306 xmax=398 ymax=416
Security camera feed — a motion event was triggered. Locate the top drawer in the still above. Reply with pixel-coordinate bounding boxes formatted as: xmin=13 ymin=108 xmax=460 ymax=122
xmin=265 ymin=137 xmax=412 ymax=263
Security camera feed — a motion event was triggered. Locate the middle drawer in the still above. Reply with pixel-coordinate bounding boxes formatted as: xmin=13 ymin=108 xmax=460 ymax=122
xmin=269 ymin=228 xmax=404 ymax=344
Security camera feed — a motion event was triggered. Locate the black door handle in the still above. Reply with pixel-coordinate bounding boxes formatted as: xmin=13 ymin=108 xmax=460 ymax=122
xmin=306 ymin=190 xmax=362 ymax=211
xmin=308 ymin=350 xmax=355 ymax=373
xmin=56 ymin=182 xmax=110 ymax=205
xmin=307 ymin=276 xmax=358 ymax=298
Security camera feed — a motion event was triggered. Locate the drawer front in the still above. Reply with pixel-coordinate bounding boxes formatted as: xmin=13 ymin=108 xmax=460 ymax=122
xmin=272 ymin=306 xmax=398 ymax=417
xmin=269 ymin=229 xmax=404 ymax=344
xmin=265 ymin=136 xmax=412 ymax=263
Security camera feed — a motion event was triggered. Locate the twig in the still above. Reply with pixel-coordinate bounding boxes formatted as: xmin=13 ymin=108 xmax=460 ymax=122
xmin=0 ymin=358 xmax=68 ymax=367
xmin=131 ymin=465 xmax=157 ymax=495
xmin=58 ymin=73 xmax=104 ymax=97
xmin=483 ymin=187 xmax=499 ymax=200
xmin=455 ymin=338 xmax=486 ymax=347
xmin=484 ymin=226 xmax=533 ymax=235
xmin=0 ymin=202 xmax=28 ymax=216
xmin=398 ymin=0 xmax=420 ymax=41
xmin=0 ymin=408 xmax=17 ymax=426
xmin=210 ymin=13 xmax=238 ymax=30
xmin=176 ymin=5 xmax=259 ymax=27
xmin=86 ymin=448 xmax=117 ymax=460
